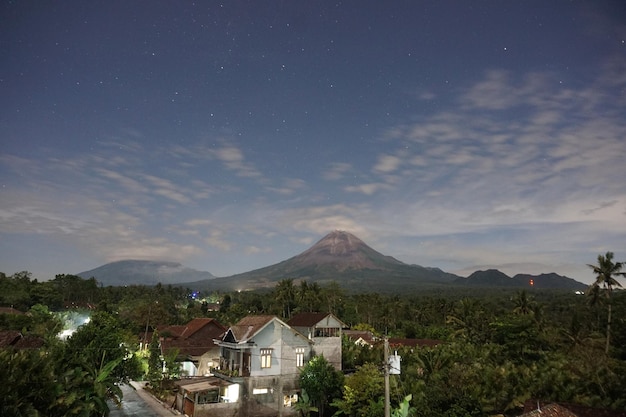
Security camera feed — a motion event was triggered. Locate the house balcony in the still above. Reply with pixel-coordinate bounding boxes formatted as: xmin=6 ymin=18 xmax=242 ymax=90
xmin=215 ymin=356 xmax=250 ymax=379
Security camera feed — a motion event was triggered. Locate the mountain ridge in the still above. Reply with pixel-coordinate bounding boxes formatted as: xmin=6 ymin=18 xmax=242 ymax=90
xmin=77 ymin=260 xmax=215 ymax=286
xmin=454 ymin=269 xmax=586 ymax=290
xmin=78 ymin=231 xmax=587 ymax=292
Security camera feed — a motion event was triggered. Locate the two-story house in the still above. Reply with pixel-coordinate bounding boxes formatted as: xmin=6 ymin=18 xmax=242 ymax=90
xmin=174 ymin=315 xmax=314 ymax=417
xmin=287 ymin=312 xmax=346 ymax=370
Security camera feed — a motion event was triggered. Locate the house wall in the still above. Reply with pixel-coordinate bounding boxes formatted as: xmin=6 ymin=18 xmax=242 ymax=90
xmin=248 ymin=320 xmax=312 ymax=378
xmin=243 ymin=375 xmax=300 ymax=417
xmin=316 ymin=315 xmax=344 ymax=332
xmin=292 ymin=315 xmax=343 ymax=370
xmin=312 ymin=336 xmax=342 ymax=370
xmin=198 ymin=347 xmax=220 ymax=376
xmin=192 ymin=402 xmax=239 ymax=417
xmin=181 ymin=360 xmax=198 ymax=377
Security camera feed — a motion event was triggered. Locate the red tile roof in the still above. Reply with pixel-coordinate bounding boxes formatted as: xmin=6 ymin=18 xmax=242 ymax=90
xmin=288 ymin=312 xmax=333 ymax=327
xmin=522 ymin=401 xmax=626 ymax=417
xmin=521 ymin=404 xmax=579 ymax=417
xmin=0 ymin=331 xmax=44 ymax=349
xmin=0 ymin=330 xmax=21 ymax=347
xmin=179 ymin=318 xmax=224 ymax=339
xmin=160 ymin=318 xmax=226 ymax=357
xmin=0 ymin=307 xmax=24 ymax=315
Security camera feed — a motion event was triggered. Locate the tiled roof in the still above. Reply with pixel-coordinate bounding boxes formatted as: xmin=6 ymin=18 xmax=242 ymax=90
xmin=161 ymin=325 xmax=187 ymax=338
xmin=14 ymin=334 xmax=45 ymax=349
xmin=0 ymin=330 xmax=22 ymax=347
xmin=523 ymin=401 xmax=626 ymax=417
xmin=521 ymin=404 xmax=579 ymax=417
xmin=178 ymin=318 xmax=225 ymax=339
xmin=344 ymin=330 xmax=376 ymax=344
xmin=0 ymin=307 xmax=24 ymax=315
xmin=160 ymin=318 xmax=226 ymax=357
xmin=161 ymin=338 xmax=220 ymax=357
xmin=287 ymin=312 xmax=332 ymax=327
xmin=0 ymin=331 xmax=44 ymax=349
xmin=229 ymin=315 xmax=276 ymax=342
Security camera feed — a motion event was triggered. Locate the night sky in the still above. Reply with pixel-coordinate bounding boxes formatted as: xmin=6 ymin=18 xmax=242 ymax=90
xmin=1 ymin=1 xmax=625 ymax=284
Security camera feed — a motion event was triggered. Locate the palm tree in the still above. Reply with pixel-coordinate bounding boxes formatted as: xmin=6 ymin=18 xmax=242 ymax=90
xmin=512 ymin=290 xmax=536 ymax=316
xmin=587 ymin=251 xmax=625 ymax=354
xmin=275 ymin=279 xmax=296 ymax=319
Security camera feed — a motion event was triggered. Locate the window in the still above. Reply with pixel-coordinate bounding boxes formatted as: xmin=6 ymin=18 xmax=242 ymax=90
xmin=296 ymin=347 xmax=305 ymax=367
xmin=284 ymin=393 xmax=298 ymax=407
xmin=260 ymin=348 xmax=272 ymax=368
xmin=197 ymin=389 xmax=219 ymax=404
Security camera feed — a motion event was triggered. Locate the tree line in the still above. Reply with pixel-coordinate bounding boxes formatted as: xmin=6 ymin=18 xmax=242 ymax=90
xmin=0 ymin=251 xmax=624 ymax=416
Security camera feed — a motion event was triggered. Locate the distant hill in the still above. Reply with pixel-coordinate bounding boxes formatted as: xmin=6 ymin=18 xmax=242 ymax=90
xmin=455 ymin=269 xmax=587 ymax=290
xmin=455 ymin=269 xmax=518 ymax=287
xmin=181 ymin=230 xmax=460 ymax=292
xmin=512 ymin=272 xmax=587 ymax=290
xmin=77 ymin=260 xmax=215 ymax=286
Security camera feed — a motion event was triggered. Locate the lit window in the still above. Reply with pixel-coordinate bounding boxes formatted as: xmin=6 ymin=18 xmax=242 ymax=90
xmin=260 ymin=348 xmax=272 ymax=368
xmin=284 ymin=393 xmax=298 ymax=407
xmin=296 ymin=347 xmax=305 ymax=367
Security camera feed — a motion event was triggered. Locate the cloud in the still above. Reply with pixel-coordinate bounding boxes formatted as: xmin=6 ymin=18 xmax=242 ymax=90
xmin=266 ymin=178 xmax=307 ymax=195
xmin=245 ymin=245 xmax=271 ymax=255
xmin=142 ymin=174 xmax=191 ymax=204
xmin=204 ymin=232 xmax=232 ymax=251
xmin=2 ymin=53 xmax=625 ymax=282
xmin=213 ymin=144 xmax=263 ymax=178
xmin=373 ymin=154 xmax=402 ymax=173
xmin=322 ymin=162 xmax=352 ymax=181
xmin=105 ymin=242 xmax=202 ymax=262
xmin=344 ymin=182 xmax=389 ymax=195
xmin=279 ymin=204 xmax=371 ymax=238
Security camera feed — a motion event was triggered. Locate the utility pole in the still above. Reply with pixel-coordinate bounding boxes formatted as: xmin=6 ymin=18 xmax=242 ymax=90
xmin=384 ymin=337 xmax=390 ymax=417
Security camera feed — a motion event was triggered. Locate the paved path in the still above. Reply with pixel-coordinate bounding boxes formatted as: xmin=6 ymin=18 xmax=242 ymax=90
xmin=108 ymin=381 xmax=180 ymax=417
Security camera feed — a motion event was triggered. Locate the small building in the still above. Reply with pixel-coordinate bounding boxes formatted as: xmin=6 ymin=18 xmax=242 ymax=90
xmin=344 ymin=329 xmax=377 ymax=347
xmin=387 ymin=337 xmax=443 ymax=350
xmin=174 ymin=376 xmax=240 ymax=417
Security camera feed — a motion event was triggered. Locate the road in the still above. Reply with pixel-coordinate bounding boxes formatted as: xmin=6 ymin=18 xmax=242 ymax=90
xmin=108 ymin=381 xmax=180 ymax=417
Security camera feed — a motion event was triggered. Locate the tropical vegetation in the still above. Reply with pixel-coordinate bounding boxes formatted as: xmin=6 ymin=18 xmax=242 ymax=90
xmin=0 ymin=251 xmax=625 ymax=416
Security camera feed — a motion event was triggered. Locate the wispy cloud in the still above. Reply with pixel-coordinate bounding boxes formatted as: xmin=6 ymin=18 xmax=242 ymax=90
xmin=213 ymin=144 xmax=263 ymax=179
xmin=322 ymin=162 xmax=353 ymax=181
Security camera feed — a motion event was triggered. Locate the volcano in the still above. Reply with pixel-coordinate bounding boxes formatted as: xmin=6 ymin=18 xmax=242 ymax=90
xmin=182 ymin=230 xmax=459 ymax=292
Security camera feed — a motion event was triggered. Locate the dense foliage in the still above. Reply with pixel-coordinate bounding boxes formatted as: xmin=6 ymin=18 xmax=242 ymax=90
xmin=1 ymin=259 xmax=625 ymax=416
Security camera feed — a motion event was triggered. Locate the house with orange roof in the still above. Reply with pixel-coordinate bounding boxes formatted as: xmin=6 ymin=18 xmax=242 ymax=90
xmin=159 ymin=317 xmax=226 ymax=377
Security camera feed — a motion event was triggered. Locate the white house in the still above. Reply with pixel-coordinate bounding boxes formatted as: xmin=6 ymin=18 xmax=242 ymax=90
xmin=174 ymin=315 xmax=314 ymax=417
